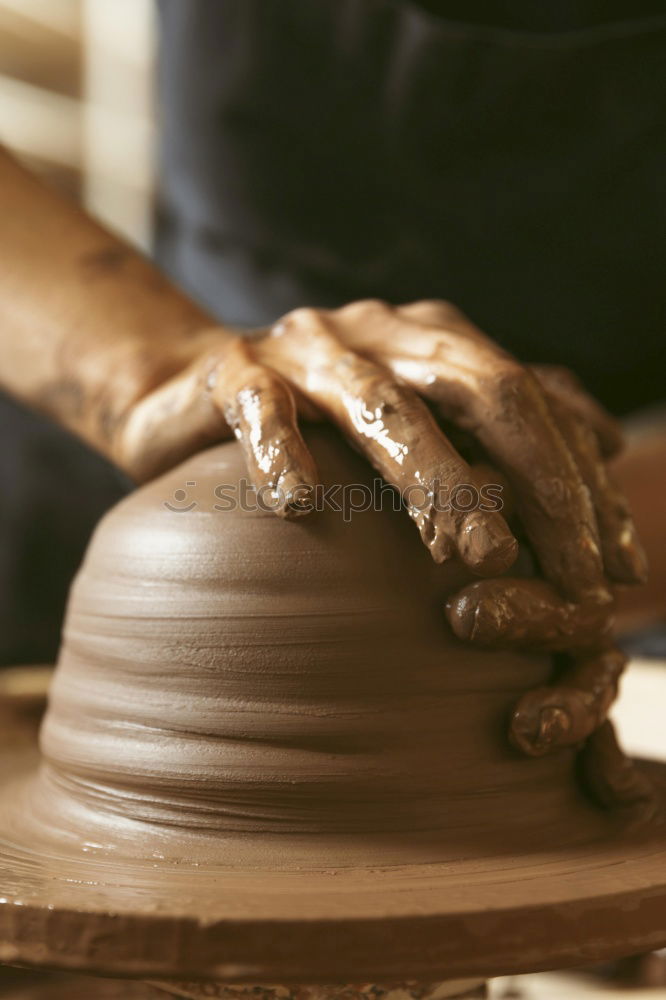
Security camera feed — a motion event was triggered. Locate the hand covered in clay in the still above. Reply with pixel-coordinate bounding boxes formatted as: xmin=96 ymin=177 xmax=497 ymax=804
xmin=122 ymin=299 xmax=644 ymax=591
xmin=119 ymin=300 xmax=646 ymax=772
xmin=0 ymin=153 xmax=643 ymax=789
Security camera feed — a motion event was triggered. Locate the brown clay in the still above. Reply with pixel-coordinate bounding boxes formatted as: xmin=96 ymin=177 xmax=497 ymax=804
xmin=0 ymin=429 xmax=664 ymax=983
xmin=31 ymin=429 xmax=563 ymax=842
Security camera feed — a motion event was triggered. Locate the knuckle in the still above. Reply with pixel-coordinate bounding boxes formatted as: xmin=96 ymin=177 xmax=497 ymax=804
xmin=336 ymin=298 xmax=389 ymax=320
xmin=241 ymin=366 xmax=286 ymax=400
xmin=230 ymin=371 xmax=294 ymax=431
xmin=331 ymin=349 xmax=375 ymax=382
xmin=279 ymin=306 xmax=324 ymax=332
xmin=362 ymin=371 xmax=417 ymax=416
xmin=550 ymin=364 xmax=581 ymax=388
xmin=349 ymin=297 xmax=387 ymax=311
xmin=332 ymin=352 xmax=413 ymax=408
xmin=492 ymin=360 xmax=535 ymax=403
xmin=415 ymin=297 xmax=458 ymax=317
xmin=480 ymin=361 xmax=556 ymax=434
xmin=276 ymin=307 xmax=335 ymax=348
xmin=399 ymin=299 xmax=465 ymax=328
xmin=359 ymin=297 xmax=388 ymax=311
xmin=213 ymin=336 xmax=250 ymax=367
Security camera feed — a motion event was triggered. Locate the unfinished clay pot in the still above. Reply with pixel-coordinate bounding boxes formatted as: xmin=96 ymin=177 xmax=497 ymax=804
xmin=0 ymin=429 xmax=664 ymax=983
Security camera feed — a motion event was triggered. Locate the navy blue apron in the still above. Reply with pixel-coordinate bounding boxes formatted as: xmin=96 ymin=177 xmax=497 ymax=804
xmin=3 ymin=0 xmax=665 ymax=665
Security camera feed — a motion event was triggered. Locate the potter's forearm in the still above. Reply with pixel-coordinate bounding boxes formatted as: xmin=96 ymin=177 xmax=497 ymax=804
xmin=0 ymin=147 xmax=228 ymax=460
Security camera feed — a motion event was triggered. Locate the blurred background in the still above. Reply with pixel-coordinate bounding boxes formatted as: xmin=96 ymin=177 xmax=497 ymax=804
xmin=0 ymin=3 xmax=665 ymax=998
xmin=0 ymin=0 xmax=154 ymax=247
xmin=0 ymin=0 xmax=154 ymax=667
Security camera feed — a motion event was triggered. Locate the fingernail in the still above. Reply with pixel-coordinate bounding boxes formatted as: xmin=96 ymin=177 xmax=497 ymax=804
xmin=412 ymin=507 xmax=456 ymax=564
xmin=457 ymin=513 xmax=518 ymax=576
xmin=614 ymin=523 xmax=649 ymax=584
xmin=577 ymin=583 xmax=614 ymax=609
xmin=275 ymin=473 xmax=317 ymax=520
xmin=445 ymin=592 xmax=477 ymax=641
xmin=536 ymin=705 xmax=572 ymax=749
xmin=445 ymin=587 xmax=504 ymax=644
xmin=511 ymin=700 xmax=572 ymax=757
xmin=431 ymin=534 xmax=456 ymax=564
xmin=283 ymin=496 xmax=313 ymax=518
xmin=428 ymin=523 xmax=456 ymax=564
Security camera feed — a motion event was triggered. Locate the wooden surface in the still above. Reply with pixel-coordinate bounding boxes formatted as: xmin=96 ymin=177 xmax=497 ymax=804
xmin=0 ymin=0 xmax=155 ymax=247
xmin=0 ymin=665 xmax=664 ymax=995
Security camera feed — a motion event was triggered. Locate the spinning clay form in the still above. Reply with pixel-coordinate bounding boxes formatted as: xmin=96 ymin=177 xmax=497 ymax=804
xmin=0 ymin=429 xmax=665 ymax=983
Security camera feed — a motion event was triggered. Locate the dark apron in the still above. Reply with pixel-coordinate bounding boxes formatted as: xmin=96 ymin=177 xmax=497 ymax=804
xmin=3 ymin=0 xmax=666 ymax=665
xmin=156 ymin=0 xmax=666 ymax=414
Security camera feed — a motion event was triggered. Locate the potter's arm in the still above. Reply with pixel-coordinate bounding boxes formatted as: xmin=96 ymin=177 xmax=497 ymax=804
xmin=0 ymin=149 xmax=642 ymax=583
xmin=0 ymin=149 xmax=519 ymax=571
xmin=0 ymin=149 xmax=647 ymax=770
xmin=0 ymin=149 xmax=644 ymax=590
xmin=0 ymin=147 xmax=510 ymax=572
xmin=0 ymin=146 xmax=224 ymax=462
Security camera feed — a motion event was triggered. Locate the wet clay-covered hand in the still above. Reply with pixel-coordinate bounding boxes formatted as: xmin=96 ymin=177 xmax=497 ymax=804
xmin=0 ymin=148 xmax=641 ymax=598
xmin=123 ymin=302 xmax=647 ymax=796
xmin=253 ymin=300 xmax=643 ymax=773
xmin=123 ymin=317 xmax=518 ymax=574
xmin=0 ymin=150 xmax=642 ymax=769
xmin=302 ymin=300 xmax=644 ymax=595
xmin=0 ymin=148 xmax=511 ymax=574
xmin=123 ymin=300 xmax=646 ymax=592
